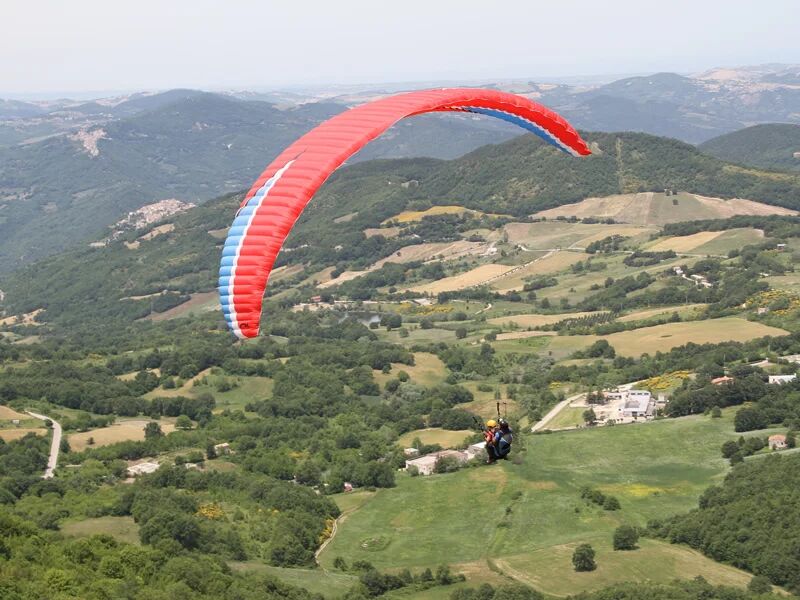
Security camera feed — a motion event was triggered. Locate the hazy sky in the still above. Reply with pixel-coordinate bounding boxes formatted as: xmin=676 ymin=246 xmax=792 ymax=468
xmin=2 ymin=0 xmax=799 ymax=95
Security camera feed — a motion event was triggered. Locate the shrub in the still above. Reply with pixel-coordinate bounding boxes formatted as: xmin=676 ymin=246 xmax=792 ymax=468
xmin=613 ymin=525 xmax=639 ymax=550
xmin=572 ymin=544 xmax=596 ymax=572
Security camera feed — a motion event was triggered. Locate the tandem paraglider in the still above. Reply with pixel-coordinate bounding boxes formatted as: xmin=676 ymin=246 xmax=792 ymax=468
xmin=219 ymin=88 xmax=591 ymax=339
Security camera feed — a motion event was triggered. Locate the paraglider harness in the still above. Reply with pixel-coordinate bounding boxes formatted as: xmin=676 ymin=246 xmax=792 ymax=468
xmin=474 ymin=402 xmax=513 ymax=461
xmin=494 ymin=425 xmax=513 ymax=459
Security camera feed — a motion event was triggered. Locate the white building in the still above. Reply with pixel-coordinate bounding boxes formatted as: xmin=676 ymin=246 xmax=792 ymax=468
xmin=214 ymin=442 xmax=233 ymax=455
xmin=127 ymin=462 xmax=160 ymax=477
xmin=769 ymin=435 xmax=787 ymax=450
xmin=403 ymin=447 xmax=420 ymax=458
xmin=405 ymin=450 xmax=469 ymax=476
xmin=768 ymin=374 xmax=797 ymax=385
xmin=621 ymin=390 xmax=653 ymax=418
xmin=465 ymin=441 xmax=486 ymax=460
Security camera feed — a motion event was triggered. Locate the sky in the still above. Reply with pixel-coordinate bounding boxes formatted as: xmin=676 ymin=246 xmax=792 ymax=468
xmin=2 ymin=0 xmax=799 ymax=96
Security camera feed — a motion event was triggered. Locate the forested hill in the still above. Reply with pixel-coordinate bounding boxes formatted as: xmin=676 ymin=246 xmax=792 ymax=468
xmin=296 ymin=130 xmax=800 ymax=225
xmin=5 ymin=130 xmax=800 ymax=334
xmin=0 ymin=92 xmax=519 ymax=275
xmin=699 ymin=124 xmax=800 ymax=172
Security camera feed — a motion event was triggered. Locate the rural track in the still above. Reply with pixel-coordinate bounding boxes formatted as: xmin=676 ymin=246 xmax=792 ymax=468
xmin=469 ymin=249 xmax=559 ymax=289
xmin=315 ymin=500 xmax=367 ymax=568
xmin=531 ymin=394 xmax=583 ymax=432
xmin=26 ymin=410 xmax=61 ymax=478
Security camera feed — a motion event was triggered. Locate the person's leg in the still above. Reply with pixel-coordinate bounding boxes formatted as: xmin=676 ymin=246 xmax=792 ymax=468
xmin=486 ymin=445 xmax=498 ymax=463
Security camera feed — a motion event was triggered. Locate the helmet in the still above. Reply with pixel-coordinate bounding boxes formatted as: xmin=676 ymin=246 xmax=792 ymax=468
xmin=486 ymin=419 xmax=497 ymax=428
xmin=498 ymin=418 xmax=509 ymax=428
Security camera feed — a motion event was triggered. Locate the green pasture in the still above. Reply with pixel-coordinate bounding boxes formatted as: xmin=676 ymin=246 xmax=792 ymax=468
xmin=318 ymin=410 xmax=767 ymax=595
xmin=229 ymin=562 xmax=357 ymax=597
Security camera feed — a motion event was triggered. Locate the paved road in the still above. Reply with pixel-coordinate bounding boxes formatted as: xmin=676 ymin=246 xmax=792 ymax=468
xmin=26 ymin=411 xmax=61 ymax=478
xmin=531 ymin=393 xmax=583 ymax=432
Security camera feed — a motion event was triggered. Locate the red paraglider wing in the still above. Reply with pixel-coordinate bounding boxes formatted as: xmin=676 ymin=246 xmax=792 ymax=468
xmin=220 ymin=88 xmax=590 ymax=338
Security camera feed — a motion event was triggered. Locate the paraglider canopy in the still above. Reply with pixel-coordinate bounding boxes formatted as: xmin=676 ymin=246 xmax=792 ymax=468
xmin=220 ymin=88 xmax=591 ymax=339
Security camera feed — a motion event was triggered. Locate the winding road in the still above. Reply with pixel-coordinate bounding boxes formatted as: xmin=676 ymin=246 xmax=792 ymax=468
xmin=26 ymin=411 xmax=61 ymax=478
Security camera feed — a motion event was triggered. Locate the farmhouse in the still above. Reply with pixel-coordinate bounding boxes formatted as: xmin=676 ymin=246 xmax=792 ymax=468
xmin=465 ymin=441 xmax=486 ymax=459
xmin=621 ymin=390 xmax=653 ymax=418
xmin=405 ymin=449 xmax=469 ymax=476
xmin=711 ymin=376 xmax=734 ymax=385
xmin=127 ymin=462 xmax=160 ymax=477
xmin=769 ymin=434 xmax=787 ymax=450
xmin=403 ymin=447 xmax=420 ymax=458
xmin=768 ymin=374 xmax=797 ymax=385
xmin=213 ymin=442 xmax=233 ymax=455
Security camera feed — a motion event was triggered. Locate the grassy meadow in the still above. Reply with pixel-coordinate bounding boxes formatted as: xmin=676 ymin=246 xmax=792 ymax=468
xmin=319 ymin=410 xmax=776 ymax=595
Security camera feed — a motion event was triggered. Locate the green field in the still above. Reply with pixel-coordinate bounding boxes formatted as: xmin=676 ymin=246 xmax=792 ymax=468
xmin=373 ymin=352 xmax=448 ymax=388
xmin=494 ymin=317 xmax=789 ymax=360
xmin=692 ymin=228 xmax=765 ymax=255
xmin=603 ymin=317 xmax=788 ymax=357
xmin=542 ymin=406 xmax=587 ymax=430
xmin=497 ymin=538 xmax=755 ymax=596
xmin=230 ymin=562 xmax=358 ymax=597
xmin=397 ymin=428 xmax=474 ymax=449
xmin=212 ymin=376 xmax=274 ymax=412
xmin=503 ymin=221 xmax=656 ymax=251
xmin=318 ymin=411 xmax=767 ymax=595
xmin=61 ymin=516 xmax=141 ymax=546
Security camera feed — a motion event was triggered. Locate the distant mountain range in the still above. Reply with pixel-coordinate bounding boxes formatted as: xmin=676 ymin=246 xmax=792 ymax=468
xmin=1 ymin=63 xmax=799 ymax=273
xmin=0 ymin=93 xmax=519 ymax=273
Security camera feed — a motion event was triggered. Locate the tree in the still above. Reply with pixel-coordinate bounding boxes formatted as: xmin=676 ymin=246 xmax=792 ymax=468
xmin=572 ymin=543 xmax=596 ymax=572
xmin=205 ymin=442 xmax=217 ymax=460
xmin=711 ymin=406 xmax=722 ymax=418
xmin=143 ymin=422 xmax=163 ymax=439
xmin=721 ymin=440 xmax=739 ymax=458
xmin=455 ymin=327 xmax=467 ymax=339
xmin=603 ymin=496 xmax=621 ymax=511
xmin=748 ymin=575 xmax=772 ymax=594
xmin=583 ymin=408 xmax=597 ymax=425
xmin=175 ymin=415 xmax=192 ymax=430
xmin=613 ymin=525 xmax=639 ymax=550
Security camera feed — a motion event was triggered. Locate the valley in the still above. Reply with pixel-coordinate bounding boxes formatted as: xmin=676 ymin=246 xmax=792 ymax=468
xmin=2 ymin=93 xmax=800 ymax=600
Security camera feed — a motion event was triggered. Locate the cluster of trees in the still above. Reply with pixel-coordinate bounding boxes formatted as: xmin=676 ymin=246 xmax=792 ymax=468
xmin=0 ymin=362 xmax=216 ymax=419
xmin=586 ymin=235 xmax=629 ymax=254
xmin=569 ymin=578 xmax=783 ymax=599
xmin=451 ymin=583 xmax=543 ymax=600
xmin=547 ymin=331 xmax=800 ymax=402
xmin=0 ymin=506 xmax=327 ymax=600
xmin=0 ymin=433 xmax=49 ymax=504
xmin=720 ymin=436 xmax=771 ymax=464
xmin=661 ymin=215 xmax=800 ymax=239
xmin=580 ymin=486 xmax=621 ymax=511
xmin=537 ymin=311 xmax=614 ymax=333
xmin=667 ymin=367 xmax=800 ymax=432
xmin=622 ymin=250 xmax=677 ymax=267
xmin=578 ymin=272 xmax=656 ymax=312
xmin=649 ymin=454 xmax=800 ymax=592
xmin=332 ymin=561 xmax=466 ymax=598
xmin=572 ymin=339 xmax=617 ymax=359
